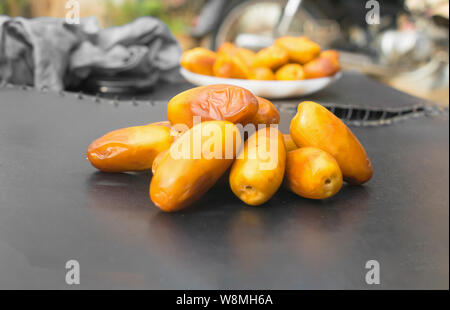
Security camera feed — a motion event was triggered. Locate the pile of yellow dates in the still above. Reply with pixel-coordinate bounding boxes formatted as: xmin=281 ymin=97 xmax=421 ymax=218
xmin=87 ymin=85 xmax=372 ymax=212
xmin=181 ymin=37 xmax=340 ymax=80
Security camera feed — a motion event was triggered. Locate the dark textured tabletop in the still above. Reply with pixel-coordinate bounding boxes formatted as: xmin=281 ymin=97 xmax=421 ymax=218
xmin=0 ymin=72 xmax=448 ymax=289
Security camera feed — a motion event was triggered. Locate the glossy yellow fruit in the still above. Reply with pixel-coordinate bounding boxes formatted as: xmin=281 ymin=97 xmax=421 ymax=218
xmin=249 ymin=67 xmax=275 ymax=80
xmin=151 ymin=149 xmax=169 ymax=175
xmin=303 ymin=56 xmax=339 ymax=79
xmin=213 ymin=53 xmax=252 ymax=79
xmin=320 ymin=50 xmax=340 ymax=68
xmin=217 ymin=42 xmax=236 ymax=55
xmin=253 ymin=46 xmax=289 ymax=70
xmin=275 ymin=63 xmax=305 ymax=80
xmin=290 ymin=101 xmax=373 ymax=184
xmin=216 ymin=43 xmax=255 ymax=72
xmin=275 ymin=36 xmax=321 ymax=64
xmin=285 ymin=147 xmax=343 ymax=199
xmin=150 ymin=121 xmax=242 ymax=212
xmin=87 ymin=122 xmax=174 ymax=172
xmin=235 ymin=48 xmax=256 ymax=67
xmin=230 ymin=127 xmax=286 ymax=206
xmin=181 ymin=47 xmax=218 ymax=76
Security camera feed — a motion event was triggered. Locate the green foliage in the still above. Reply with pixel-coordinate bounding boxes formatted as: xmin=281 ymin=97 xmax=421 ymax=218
xmin=0 ymin=2 xmax=6 ymax=15
xmin=0 ymin=0 xmax=190 ymax=35
xmin=105 ymin=0 xmax=189 ymax=34
xmin=106 ymin=0 xmax=164 ymax=25
xmin=0 ymin=0 xmax=31 ymax=17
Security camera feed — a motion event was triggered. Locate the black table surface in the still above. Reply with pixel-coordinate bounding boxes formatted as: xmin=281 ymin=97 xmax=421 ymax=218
xmin=0 ymin=73 xmax=448 ymax=289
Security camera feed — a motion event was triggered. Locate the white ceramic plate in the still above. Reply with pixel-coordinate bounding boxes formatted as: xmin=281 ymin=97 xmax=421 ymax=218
xmin=180 ymin=68 xmax=342 ymax=99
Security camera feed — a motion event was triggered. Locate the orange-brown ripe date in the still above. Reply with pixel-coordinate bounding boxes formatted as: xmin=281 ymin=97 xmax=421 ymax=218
xmin=253 ymin=46 xmax=289 ymax=70
xmin=285 ymin=147 xmax=343 ymax=199
xmin=230 ymin=127 xmax=286 ymax=206
xmin=214 ymin=44 xmax=255 ymax=78
xmin=320 ymin=50 xmax=340 ymax=67
xmin=150 ymin=121 xmax=242 ymax=212
xmin=217 ymin=42 xmax=236 ymax=55
xmin=249 ymin=67 xmax=275 ymax=80
xmin=250 ymin=96 xmax=280 ymax=126
xmin=167 ymin=84 xmax=259 ymax=128
xmin=290 ymin=101 xmax=373 ymax=184
xmin=213 ymin=53 xmax=252 ymax=79
xmin=151 ymin=149 xmax=169 ymax=175
xmin=234 ymin=48 xmax=256 ymax=67
xmin=303 ymin=54 xmax=340 ymax=79
xmin=275 ymin=36 xmax=321 ymax=64
xmin=275 ymin=63 xmax=305 ymax=80
xmin=87 ymin=122 xmax=174 ymax=173
xmin=181 ymin=47 xmax=218 ymax=76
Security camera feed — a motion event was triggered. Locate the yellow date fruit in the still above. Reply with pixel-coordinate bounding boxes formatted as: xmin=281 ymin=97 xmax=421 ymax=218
xmin=217 ymin=42 xmax=236 ymax=55
xmin=213 ymin=53 xmax=251 ymax=79
xmin=275 ymin=36 xmax=321 ymax=64
xmin=216 ymin=43 xmax=255 ymax=71
xmin=249 ymin=67 xmax=275 ymax=80
xmin=290 ymin=101 xmax=373 ymax=184
xmin=167 ymin=84 xmax=259 ymax=128
xmin=230 ymin=127 xmax=286 ymax=206
xmin=320 ymin=50 xmax=340 ymax=68
xmin=303 ymin=56 xmax=339 ymax=79
xmin=285 ymin=147 xmax=343 ymax=199
xmin=283 ymin=134 xmax=298 ymax=152
xmin=251 ymin=96 xmax=280 ymax=125
xmin=181 ymin=47 xmax=218 ymax=76
xmin=234 ymin=48 xmax=256 ymax=67
xmin=151 ymin=149 xmax=169 ymax=175
xmin=150 ymin=121 xmax=242 ymax=212
xmin=253 ymin=46 xmax=289 ymax=70
xmin=87 ymin=122 xmax=174 ymax=173
xmin=275 ymin=63 xmax=305 ymax=80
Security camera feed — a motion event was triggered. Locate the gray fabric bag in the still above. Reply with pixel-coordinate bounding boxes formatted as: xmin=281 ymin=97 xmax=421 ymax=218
xmin=0 ymin=16 xmax=182 ymax=91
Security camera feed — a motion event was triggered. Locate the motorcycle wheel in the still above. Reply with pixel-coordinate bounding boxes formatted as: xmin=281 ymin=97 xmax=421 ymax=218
xmin=210 ymin=0 xmax=329 ymax=51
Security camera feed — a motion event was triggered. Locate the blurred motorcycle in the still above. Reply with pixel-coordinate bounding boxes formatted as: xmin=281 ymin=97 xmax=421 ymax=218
xmin=190 ymin=0 xmax=449 ymax=102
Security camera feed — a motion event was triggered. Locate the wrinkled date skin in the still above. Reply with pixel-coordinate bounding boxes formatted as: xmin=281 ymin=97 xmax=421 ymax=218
xmin=252 ymin=96 xmax=280 ymax=125
xmin=285 ymin=147 xmax=343 ymax=199
xmin=150 ymin=121 xmax=242 ymax=212
xmin=181 ymin=47 xmax=218 ymax=76
xmin=275 ymin=36 xmax=321 ymax=64
xmin=87 ymin=122 xmax=174 ymax=172
xmin=167 ymin=84 xmax=259 ymax=128
xmin=230 ymin=127 xmax=286 ymax=206
xmin=290 ymin=101 xmax=373 ymax=184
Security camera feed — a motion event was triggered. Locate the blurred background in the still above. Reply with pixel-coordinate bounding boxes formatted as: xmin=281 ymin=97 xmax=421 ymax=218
xmin=0 ymin=0 xmax=448 ymax=105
